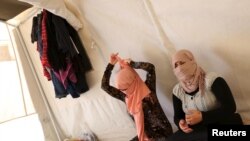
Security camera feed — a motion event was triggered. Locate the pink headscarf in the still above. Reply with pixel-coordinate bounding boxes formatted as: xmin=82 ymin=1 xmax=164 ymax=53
xmin=172 ymin=49 xmax=206 ymax=94
xmin=116 ymin=57 xmax=151 ymax=141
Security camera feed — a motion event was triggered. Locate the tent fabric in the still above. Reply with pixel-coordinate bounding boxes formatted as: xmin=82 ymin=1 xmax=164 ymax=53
xmin=0 ymin=0 xmax=31 ymax=21
xmin=7 ymin=0 xmax=250 ymax=140
xmin=19 ymin=0 xmax=83 ymax=30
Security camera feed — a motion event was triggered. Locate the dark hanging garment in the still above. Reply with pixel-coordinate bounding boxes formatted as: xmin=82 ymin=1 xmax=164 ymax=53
xmin=71 ymin=55 xmax=89 ymax=94
xmin=50 ymin=70 xmax=68 ymax=98
xmin=36 ymin=13 xmax=43 ymax=59
xmin=50 ymin=11 xmax=91 ymax=94
xmin=31 ymin=10 xmax=91 ymax=98
xmin=66 ymin=22 xmax=92 ymax=72
xmin=31 ymin=16 xmax=38 ymax=43
xmin=31 ymin=13 xmax=43 ymax=55
xmin=45 ymin=11 xmax=67 ymax=71
xmin=51 ymin=13 xmax=77 ymax=57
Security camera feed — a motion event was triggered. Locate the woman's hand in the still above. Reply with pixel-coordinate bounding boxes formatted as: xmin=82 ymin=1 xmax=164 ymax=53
xmin=185 ymin=110 xmax=202 ymax=126
xmin=179 ymin=119 xmax=193 ymax=133
xmin=110 ymin=53 xmax=119 ymax=65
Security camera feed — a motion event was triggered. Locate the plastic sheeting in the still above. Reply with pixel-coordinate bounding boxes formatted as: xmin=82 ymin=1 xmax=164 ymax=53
xmin=10 ymin=0 xmax=250 ymax=140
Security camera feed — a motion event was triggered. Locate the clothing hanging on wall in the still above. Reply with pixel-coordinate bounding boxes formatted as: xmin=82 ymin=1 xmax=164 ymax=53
xmin=31 ymin=9 xmax=92 ymax=99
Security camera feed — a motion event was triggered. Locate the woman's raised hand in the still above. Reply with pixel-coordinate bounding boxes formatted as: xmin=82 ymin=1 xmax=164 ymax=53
xmin=110 ymin=53 xmax=119 ymax=65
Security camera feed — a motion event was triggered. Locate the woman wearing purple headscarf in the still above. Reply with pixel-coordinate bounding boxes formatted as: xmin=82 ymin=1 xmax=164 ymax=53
xmin=167 ymin=49 xmax=243 ymax=141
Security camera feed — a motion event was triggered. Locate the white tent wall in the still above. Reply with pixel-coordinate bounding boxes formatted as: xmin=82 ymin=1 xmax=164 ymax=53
xmin=11 ymin=0 xmax=250 ymax=140
xmin=147 ymin=0 xmax=250 ymax=120
xmin=67 ymin=0 xmax=250 ymax=123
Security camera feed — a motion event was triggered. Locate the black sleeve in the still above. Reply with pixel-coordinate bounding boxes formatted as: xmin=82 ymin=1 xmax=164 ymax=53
xmin=129 ymin=61 xmax=156 ymax=92
xmin=31 ymin=16 xmax=38 ymax=43
xmin=201 ymin=77 xmax=237 ymax=124
xmin=173 ymin=94 xmax=185 ymax=129
xmin=101 ymin=63 xmax=126 ymax=102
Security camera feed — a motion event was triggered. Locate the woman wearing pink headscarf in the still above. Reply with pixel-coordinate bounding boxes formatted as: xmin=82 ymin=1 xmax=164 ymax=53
xmin=167 ymin=49 xmax=242 ymax=141
xmin=101 ymin=53 xmax=173 ymax=141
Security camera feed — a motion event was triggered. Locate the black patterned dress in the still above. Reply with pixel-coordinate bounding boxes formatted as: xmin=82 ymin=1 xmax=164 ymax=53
xmin=101 ymin=61 xmax=173 ymax=141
